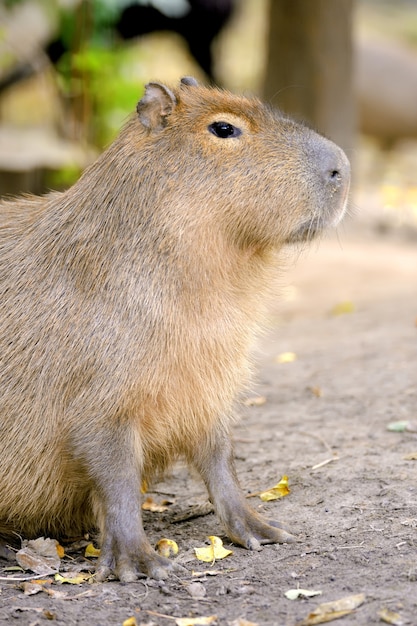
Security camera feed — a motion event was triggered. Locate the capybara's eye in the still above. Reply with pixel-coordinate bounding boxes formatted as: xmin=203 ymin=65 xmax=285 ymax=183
xmin=208 ymin=121 xmax=242 ymax=138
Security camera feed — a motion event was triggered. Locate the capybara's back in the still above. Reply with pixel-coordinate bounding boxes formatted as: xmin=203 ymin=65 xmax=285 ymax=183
xmin=0 ymin=77 xmax=350 ymax=581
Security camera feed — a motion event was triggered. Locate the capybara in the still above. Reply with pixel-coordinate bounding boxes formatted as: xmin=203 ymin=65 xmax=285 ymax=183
xmin=0 ymin=77 xmax=350 ymax=582
xmin=356 ymin=37 xmax=417 ymax=148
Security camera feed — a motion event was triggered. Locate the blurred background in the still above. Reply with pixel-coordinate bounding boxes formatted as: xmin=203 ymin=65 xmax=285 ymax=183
xmin=0 ymin=0 xmax=417 ymax=241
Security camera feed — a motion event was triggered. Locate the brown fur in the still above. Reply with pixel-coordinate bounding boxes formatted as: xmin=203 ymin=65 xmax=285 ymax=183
xmin=0 ymin=78 xmax=350 ymax=581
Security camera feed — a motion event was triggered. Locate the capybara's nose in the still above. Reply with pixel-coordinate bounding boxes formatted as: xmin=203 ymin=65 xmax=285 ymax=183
xmin=319 ymin=141 xmax=351 ymax=190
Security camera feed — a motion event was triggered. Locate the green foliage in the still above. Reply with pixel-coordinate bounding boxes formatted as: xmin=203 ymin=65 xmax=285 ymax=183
xmin=57 ymin=44 xmax=144 ymax=147
xmin=54 ymin=0 xmax=145 ymax=147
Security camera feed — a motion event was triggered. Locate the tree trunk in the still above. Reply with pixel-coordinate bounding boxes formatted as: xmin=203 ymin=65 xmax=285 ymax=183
xmin=263 ymin=0 xmax=356 ymax=154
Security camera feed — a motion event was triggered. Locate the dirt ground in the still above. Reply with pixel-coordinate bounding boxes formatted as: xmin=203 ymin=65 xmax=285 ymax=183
xmin=0 ymin=201 xmax=416 ymax=625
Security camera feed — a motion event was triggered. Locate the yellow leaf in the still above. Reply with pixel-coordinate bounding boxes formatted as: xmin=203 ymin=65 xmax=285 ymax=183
xmin=56 ymin=543 xmax=65 ymax=558
xmin=32 ymin=579 xmax=51 ymax=585
xmin=142 ymin=496 xmax=171 ymax=512
xmin=259 ymin=475 xmax=290 ymax=501
xmin=276 ymin=352 xmax=297 ymax=364
xmin=404 ymin=452 xmax=417 ymax=460
xmin=194 ymin=536 xmax=232 ymax=563
xmin=84 ymin=543 xmax=101 ymax=558
xmin=155 ymin=538 xmax=179 ymax=558
xmin=330 ymin=301 xmax=355 ymax=316
xmin=296 ymin=593 xmax=365 ymax=625
xmin=54 ymin=572 xmax=93 ymax=585
xmin=378 ymin=608 xmax=404 ymax=625
xmin=175 ymin=616 xmax=217 ymax=626
xmin=123 ymin=618 xmax=138 ymax=626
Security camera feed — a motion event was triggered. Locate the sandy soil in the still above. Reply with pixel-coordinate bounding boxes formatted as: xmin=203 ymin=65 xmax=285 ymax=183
xmin=0 ymin=216 xmax=416 ymax=625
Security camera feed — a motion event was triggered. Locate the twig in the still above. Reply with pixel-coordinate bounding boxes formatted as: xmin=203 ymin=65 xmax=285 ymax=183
xmin=311 ymin=455 xmax=339 ymax=470
xmin=172 ymin=501 xmax=214 ymax=523
xmin=298 ymin=430 xmax=334 ymax=454
xmin=0 ymin=573 xmax=53 ymax=582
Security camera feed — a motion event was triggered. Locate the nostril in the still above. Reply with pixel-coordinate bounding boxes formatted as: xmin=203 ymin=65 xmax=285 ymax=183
xmin=313 ymin=138 xmax=351 ymax=188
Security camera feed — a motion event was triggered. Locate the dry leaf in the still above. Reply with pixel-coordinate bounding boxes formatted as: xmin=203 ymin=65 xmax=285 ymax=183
xmin=330 ymin=301 xmax=355 ymax=315
xmin=43 ymin=610 xmax=56 ymax=620
xmin=16 ymin=538 xmax=62 ymax=575
xmin=194 ymin=536 xmax=232 ymax=563
xmin=85 ymin=543 xmax=101 ymax=558
xmin=21 ymin=581 xmax=45 ymax=595
xmin=388 ymin=420 xmax=417 ymax=434
xmin=276 ymin=352 xmax=297 ymax=364
xmin=308 ymin=386 xmax=323 ymax=398
xmin=142 ymin=496 xmax=172 ymax=512
xmin=404 ymin=452 xmax=417 ymax=461
xmin=259 ymin=475 xmax=290 ymax=501
xmin=54 ymin=572 xmax=93 ymax=585
xmin=229 ymin=620 xmax=259 ymax=626
xmin=155 ymin=538 xmax=179 ymax=558
xmin=285 ymin=589 xmax=322 ymax=600
xmin=123 ymin=618 xmax=138 ymax=626
xmin=296 ymin=593 xmax=365 ymax=625
xmin=56 ymin=544 xmax=65 ymax=558
xmin=175 ymin=617 xmax=217 ymax=626
xmin=378 ymin=608 xmax=405 ymax=625
xmin=243 ymin=396 xmax=267 ymax=407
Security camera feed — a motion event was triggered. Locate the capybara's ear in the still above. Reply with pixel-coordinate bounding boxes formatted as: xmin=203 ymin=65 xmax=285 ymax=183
xmin=136 ymin=82 xmax=177 ymax=131
xmin=180 ymin=76 xmax=198 ymax=87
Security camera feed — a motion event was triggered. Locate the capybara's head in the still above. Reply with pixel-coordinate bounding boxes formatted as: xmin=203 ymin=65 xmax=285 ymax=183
xmin=105 ymin=76 xmax=350 ymax=250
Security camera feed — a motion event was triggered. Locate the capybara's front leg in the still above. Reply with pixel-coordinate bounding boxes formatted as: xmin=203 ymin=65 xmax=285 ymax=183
xmin=79 ymin=426 xmax=173 ymax=582
xmin=191 ymin=427 xmax=296 ymax=550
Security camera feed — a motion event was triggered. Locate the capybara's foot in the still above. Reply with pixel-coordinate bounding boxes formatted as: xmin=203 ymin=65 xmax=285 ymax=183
xmin=192 ymin=430 xmax=297 ymax=551
xmin=95 ymin=543 xmax=179 ymax=582
xmin=223 ymin=510 xmax=296 ymax=551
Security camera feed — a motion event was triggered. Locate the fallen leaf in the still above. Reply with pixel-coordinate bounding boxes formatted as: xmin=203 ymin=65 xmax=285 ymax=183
xmin=84 ymin=543 xmax=101 ymax=558
xmin=330 ymin=301 xmax=355 ymax=315
xmin=229 ymin=620 xmax=259 ymax=626
xmin=175 ymin=617 xmax=217 ymax=626
xmin=276 ymin=352 xmax=297 ymax=364
xmin=16 ymin=538 xmax=62 ymax=575
xmin=243 ymin=396 xmax=267 ymax=407
xmin=54 ymin=572 xmax=93 ymax=585
xmin=155 ymin=538 xmax=179 ymax=558
xmin=28 ymin=537 xmax=63 ymax=559
xmin=378 ymin=608 xmax=405 ymax=625
xmin=285 ymin=588 xmax=322 ymax=600
xmin=404 ymin=452 xmax=417 ymax=460
xmin=123 ymin=618 xmax=138 ymax=626
xmin=296 ymin=593 xmax=365 ymax=625
xmin=21 ymin=581 xmax=45 ymax=595
xmin=194 ymin=536 xmax=232 ymax=563
xmin=142 ymin=496 xmax=172 ymax=512
xmin=259 ymin=475 xmax=290 ymax=501
xmin=43 ymin=610 xmax=56 ymax=620
xmin=387 ymin=421 xmax=410 ymax=432
xmin=307 ymin=386 xmax=323 ymax=398
xmin=191 ymin=569 xmax=226 ymax=576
